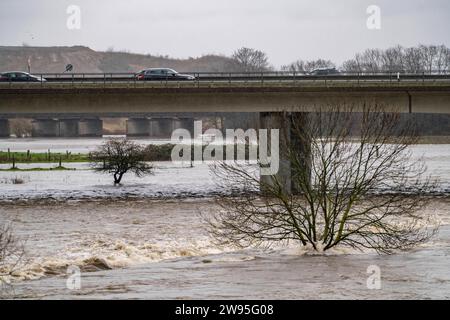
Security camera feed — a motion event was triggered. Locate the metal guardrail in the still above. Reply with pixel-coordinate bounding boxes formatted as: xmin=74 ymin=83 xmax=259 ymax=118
xmin=1 ymin=71 xmax=450 ymax=88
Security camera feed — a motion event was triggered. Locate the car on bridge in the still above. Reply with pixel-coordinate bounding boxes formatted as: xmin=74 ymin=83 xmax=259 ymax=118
xmin=0 ymin=71 xmax=47 ymax=82
xmin=135 ymin=68 xmax=196 ymax=81
xmin=308 ymin=68 xmax=340 ymax=76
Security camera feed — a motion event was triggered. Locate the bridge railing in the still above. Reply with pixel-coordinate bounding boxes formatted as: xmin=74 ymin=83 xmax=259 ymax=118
xmin=1 ymin=70 xmax=450 ymax=88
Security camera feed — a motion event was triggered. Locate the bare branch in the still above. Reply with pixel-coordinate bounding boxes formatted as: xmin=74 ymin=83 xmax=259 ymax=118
xmin=206 ymin=104 xmax=438 ymax=254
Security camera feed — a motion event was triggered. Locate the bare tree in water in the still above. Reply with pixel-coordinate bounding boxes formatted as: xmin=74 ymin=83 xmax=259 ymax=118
xmin=89 ymin=138 xmax=153 ymax=184
xmin=207 ymin=104 xmax=437 ymax=254
xmin=0 ymin=224 xmax=25 ymax=294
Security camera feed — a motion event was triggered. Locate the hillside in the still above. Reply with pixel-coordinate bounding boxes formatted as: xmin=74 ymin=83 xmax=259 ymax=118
xmin=0 ymin=46 xmax=239 ymax=73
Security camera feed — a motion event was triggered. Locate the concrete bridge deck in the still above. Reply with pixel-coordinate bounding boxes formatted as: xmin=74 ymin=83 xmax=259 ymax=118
xmin=1 ymin=78 xmax=450 ymax=191
xmin=1 ymin=81 xmax=449 ymax=117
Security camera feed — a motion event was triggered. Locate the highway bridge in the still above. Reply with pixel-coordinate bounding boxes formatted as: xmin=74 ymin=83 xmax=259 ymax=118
xmin=0 ymin=72 xmax=449 ymax=137
xmin=1 ymin=72 xmax=449 ymax=193
xmin=1 ymin=71 xmax=449 ymax=84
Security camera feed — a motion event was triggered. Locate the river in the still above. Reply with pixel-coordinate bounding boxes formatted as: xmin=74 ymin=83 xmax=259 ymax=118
xmin=0 ymin=138 xmax=450 ymax=299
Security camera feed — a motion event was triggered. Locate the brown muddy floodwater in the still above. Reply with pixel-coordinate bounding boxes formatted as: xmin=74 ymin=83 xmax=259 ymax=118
xmin=1 ymin=141 xmax=450 ymax=299
xmin=1 ymin=198 xmax=450 ymax=299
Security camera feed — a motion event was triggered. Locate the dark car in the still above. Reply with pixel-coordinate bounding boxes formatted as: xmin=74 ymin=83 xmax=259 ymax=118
xmin=0 ymin=71 xmax=46 ymax=82
xmin=309 ymin=68 xmax=340 ymax=76
xmin=135 ymin=68 xmax=195 ymax=81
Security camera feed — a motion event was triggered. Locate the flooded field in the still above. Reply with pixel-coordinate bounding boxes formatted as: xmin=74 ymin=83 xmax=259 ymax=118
xmin=1 ymin=138 xmax=450 ymax=299
xmin=0 ymin=162 xmax=222 ymax=201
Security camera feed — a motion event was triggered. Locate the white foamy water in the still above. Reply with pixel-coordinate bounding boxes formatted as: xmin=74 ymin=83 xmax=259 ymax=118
xmin=0 ymin=199 xmax=448 ymax=299
xmin=0 ymin=200 xmax=231 ymax=283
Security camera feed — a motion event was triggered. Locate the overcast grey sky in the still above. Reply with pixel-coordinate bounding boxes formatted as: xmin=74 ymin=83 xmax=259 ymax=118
xmin=0 ymin=0 xmax=449 ymax=67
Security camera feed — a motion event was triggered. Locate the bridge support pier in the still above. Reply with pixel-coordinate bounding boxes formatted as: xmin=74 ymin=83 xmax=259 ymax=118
xmin=223 ymin=113 xmax=260 ymax=133
xmin=58 ymin=119 xmax=79 ymax=137
xmin=259 ymin=112 xmax=311 ymax=195
xmin=149 ymin=118 xmax=174 ymax=139
xmin=0 ymin=119 xmax=10 ymax=137
xmin=126 ymin=118 xmax=150 ymax=137
xmin=172 ymin=118 xmax=195 ymax=136
xmin=78 ymin=119 xmax=103 ymax=137
xmin=32 ymin=119 xmax=59 ymax=137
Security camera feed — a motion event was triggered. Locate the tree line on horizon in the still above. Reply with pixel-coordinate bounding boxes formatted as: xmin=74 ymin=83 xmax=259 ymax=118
xmin=232 ymin=44 xmax=450 ymax=73
xmin=6 ymin=43 xmax=449 ymax=74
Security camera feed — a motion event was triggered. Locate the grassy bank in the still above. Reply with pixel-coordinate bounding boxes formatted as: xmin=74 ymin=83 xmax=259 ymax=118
xmin=0 ymin=150 xmax=88 ymax=163
xmin=0 ymin=166 xmax=76 ymax=172
xmin=0 ymin=144 xmax=257 ymax=164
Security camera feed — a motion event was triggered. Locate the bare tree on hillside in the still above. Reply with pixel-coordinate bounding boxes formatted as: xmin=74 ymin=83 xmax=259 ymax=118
xmin=404 ymin=47 xmax=425 ymax=73
xmin=433 ymin=45 xmax=450 ymax=73
xmin=342 ymin=44 xmax=450 ymax=73
xmin=282 ymin=59 xmax=335 ymax=73
xmin=381 ymin=45 xmax=404 ymax=71
xmin=420 ymin=45 xmax=439 ymax=73
xmin=232 ymin=47 xmax=270 ymax=72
